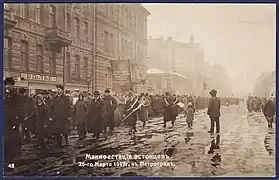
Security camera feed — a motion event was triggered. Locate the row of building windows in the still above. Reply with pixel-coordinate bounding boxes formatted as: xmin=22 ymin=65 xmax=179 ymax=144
xmin=15 ymin=4 xmax=146 ymax=47
xmin=65 ymin=52 xmax=89 ymax=79
xmin=4 ymin=38 xmax=89 ymax=78
xmin=16 ymin=4 xmax=89 ymax=40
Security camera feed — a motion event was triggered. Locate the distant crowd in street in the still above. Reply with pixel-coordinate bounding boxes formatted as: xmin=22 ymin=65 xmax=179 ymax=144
xmin=246 ymin=95 xmax=276 ymax=128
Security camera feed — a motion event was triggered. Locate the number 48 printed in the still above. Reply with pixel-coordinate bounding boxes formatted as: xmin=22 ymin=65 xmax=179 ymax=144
xmin=8 ymin=163 xmax=15 ymax=169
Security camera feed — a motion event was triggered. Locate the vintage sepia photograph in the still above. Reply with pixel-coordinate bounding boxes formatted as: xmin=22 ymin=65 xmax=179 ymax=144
xmin=3 ymin=3 xmax=276 ymax=177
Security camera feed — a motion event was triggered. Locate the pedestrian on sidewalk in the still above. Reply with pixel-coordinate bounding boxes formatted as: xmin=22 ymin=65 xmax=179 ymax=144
xmin=207 ymin=89 xmax=221 ymax=133
xmin=263 ymin=94 xmax=276 ymax=128
xmin=185 ymin=102 xmax=194 ymax=129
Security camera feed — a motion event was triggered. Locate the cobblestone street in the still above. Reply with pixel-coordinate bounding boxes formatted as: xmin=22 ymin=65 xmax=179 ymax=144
xmin=5 ymin=102 xmax=275 ymax=177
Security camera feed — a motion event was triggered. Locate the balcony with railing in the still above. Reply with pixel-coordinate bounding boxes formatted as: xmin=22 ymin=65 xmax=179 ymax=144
xmin=44 ymin=26 xmax=72 ymax=51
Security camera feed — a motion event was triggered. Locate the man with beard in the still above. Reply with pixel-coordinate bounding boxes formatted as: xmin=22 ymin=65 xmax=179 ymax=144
xmin=103 ymin=89 xmax=117 ymax=133
xmin=74 ymin=92 xmax=88 ymax=140
xmin=18 ymin=87 xmax=35 ymax=142
xmin=163 ymin=92 xmax=176 ymax=128
xmin=124 ymin=92 xmax=140 ymax=134
xmin=207 ymin=89 xmax=221 ymax=134
xmin=49 ymin=85 xmax=71 ymax=146
xmin=4 ymin=77 xmax=24 ymax=165
xmin=87 ymin=91 xmax=104 ymax=139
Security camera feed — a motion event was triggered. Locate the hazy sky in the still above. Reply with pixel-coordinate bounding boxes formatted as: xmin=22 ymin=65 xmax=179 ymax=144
xmin=143 ymin=3 xmax=276 ymax=94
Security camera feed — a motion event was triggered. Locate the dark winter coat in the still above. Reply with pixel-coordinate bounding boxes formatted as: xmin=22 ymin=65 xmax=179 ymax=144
xmin=207 ymin=97 xmax=221 ymax=118
xmin=185 ymin=107 xmax=194 ymax=124
xmin=103 ymin=95 xmax=117 ymax=127
xmin=4 ymin=89 xmax=24 ymax=162
xmin=86 ymin=97 xmax=104 ymax=134
xmin=163 ymin=97 xmax=176 ymax=122
xmin=49 ymin=94 xmax=71 ymax=134
xmin=74 ymin=99 xmax=88 ymax=125
xmin=34 ymin=103 xmax=49 ymax=138
xmin=263 ymin=100 xmax=276 ymax=117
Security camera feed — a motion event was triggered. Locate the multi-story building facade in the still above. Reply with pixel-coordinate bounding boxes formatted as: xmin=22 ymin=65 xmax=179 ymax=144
xmin=4 ymin=3 xmax=149 ymax=93
xmin=147 ymin=36 xmax=205 ymax=95
xmin=95 ymin=3 xmax=150 ymax=92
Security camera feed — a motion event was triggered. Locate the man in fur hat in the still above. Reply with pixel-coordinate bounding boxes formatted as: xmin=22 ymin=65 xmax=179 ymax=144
xmin=103 ymin=89 xmax=117 ymax=133
xmin=4 ymin=77 xmax=24 ymax=164
xmin=207 ymin=89 xmax=221 ymax=133
xmin=49 ymin=84 xmax=71 ymax=146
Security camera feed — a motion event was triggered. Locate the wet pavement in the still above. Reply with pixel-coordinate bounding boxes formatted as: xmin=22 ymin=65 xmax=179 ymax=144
xmin=5 ymin=102 xmax=276 ymax=177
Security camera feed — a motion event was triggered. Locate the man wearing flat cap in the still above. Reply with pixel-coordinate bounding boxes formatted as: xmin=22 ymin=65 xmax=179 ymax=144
xmin=4 ymin=77 xmax=24 ymax=164
xmin=207 ymin=89 xmax=221 ymax=133
xmin=87 ymin=90 xmax=104 ymax=139
xmin=103 ymin=89 xmax=117 ymax=133
xmin=49 ymin=84 xmax=71 ymax=146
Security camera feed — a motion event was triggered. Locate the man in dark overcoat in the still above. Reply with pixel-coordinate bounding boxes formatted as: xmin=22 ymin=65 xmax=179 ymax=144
xmin=74 ymin=92 xmax=88 ymax=140
xmin=4 ymin=77 xmax=24 ymax=164
xmin=263 ymin=94 xmax=276 ymax=128
xmin=162 ymin=92 xmax=176 ymax=128
xmin=103 ymin=89 xmax=117 ymax=133
xmin=87 ymin=90 xmax=104 ymax=139
xmin=49 ymin=85 xmax=71 ymax=146
xmin=207 ymin=89 xmax=221 ymax=133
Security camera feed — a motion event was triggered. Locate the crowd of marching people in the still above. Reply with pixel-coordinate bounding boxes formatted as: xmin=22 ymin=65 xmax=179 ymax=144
xmin=4 ymin=76 xmax=265 ymax=167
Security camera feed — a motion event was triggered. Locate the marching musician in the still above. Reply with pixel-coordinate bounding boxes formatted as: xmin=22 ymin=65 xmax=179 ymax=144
xmin=86 ymin=91 xmax=104 ymax=139
xmin=138 ymin=93 xmax=150 ymax=127
xmin=124 ymin=92 xmax=140 ymax=134
xmin=162 ymin=92 xmax=177 ymax=128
